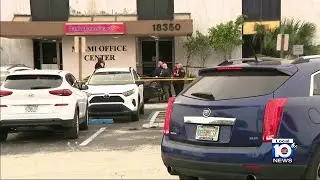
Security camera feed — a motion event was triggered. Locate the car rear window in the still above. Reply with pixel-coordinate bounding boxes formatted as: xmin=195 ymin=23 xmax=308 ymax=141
xmin=3 ymin=75 xmax=63 ymax=90
xmin=183 ymin=70 xmax=291 ymax=101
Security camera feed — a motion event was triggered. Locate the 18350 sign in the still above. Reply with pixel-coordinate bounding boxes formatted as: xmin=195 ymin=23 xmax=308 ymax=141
xmin=152 ymin=23 xmax=181 ymax=32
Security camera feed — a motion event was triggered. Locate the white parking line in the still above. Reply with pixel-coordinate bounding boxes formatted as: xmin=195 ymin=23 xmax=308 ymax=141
xmin=79 ymin=127 xmax=106 ymax=146
xmin=150 ymin=111 xmax=160 ymax=123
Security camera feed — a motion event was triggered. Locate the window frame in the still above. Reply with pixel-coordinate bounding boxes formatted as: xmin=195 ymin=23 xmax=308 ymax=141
xmin=310 ymin=70 xmax=320 ymax=96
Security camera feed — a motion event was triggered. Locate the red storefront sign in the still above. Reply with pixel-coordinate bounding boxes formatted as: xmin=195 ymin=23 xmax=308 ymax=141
xmin=64 ymin=23 xmax=125 ymax=35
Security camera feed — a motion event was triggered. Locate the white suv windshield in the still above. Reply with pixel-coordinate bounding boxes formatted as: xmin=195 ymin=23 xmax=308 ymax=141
xmin=88 ymin=71 xmax=134 ymax=85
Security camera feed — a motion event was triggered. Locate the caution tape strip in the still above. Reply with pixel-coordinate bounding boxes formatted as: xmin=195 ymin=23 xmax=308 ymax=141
xmin=77 ymin=78 xmax=197 ymax=83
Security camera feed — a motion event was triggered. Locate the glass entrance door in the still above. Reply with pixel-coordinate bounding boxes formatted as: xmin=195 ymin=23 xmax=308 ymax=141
xmin=139 ymin=37 xmax=174 ymax=76
xmin=33 ymin=39 xmax=62 ymax=70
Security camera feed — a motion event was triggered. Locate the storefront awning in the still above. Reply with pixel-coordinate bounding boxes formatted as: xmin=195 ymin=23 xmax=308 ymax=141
xmin=0 ymin=14 xmax=193 ymax=38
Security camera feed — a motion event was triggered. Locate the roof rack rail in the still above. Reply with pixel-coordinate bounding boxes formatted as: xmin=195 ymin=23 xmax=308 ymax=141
xmin=7 ymin=64 xmax=29 ymax=70
xmin=218 ymin=57 xmax=286 ymax=66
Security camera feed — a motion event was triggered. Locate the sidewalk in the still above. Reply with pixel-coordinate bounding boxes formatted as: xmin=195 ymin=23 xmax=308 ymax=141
xmin=144 ymin=103 xmax=167 ymax=110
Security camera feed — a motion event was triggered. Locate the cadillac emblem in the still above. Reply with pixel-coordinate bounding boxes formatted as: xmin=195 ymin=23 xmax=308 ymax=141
xmin=202 ymin=108 xmax=211 ymax=118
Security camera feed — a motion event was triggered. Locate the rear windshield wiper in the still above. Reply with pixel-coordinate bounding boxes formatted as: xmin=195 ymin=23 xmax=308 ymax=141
xmin=30 ymin=86 xmax=52 ymax=89
xmin=190 ymin=92 xmax=215 ymax=100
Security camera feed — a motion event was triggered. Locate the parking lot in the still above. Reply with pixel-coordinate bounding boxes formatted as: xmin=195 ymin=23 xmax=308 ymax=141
xmin=0 ymin=103 xmax=175 ymax=179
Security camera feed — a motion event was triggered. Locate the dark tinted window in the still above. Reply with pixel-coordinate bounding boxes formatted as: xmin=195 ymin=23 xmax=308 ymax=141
xmin=242 ymin=0 xmax=280 ymax=21
xmin=30 ymin=0 xmax=69 ymax=21
xmin=137 ymin=0 xmax=173 ymax=20
xmin=313 ymin=73 xmax=320 ymax=95
xmin=3 ymin=75 xmax=63 ymax=90
xmin=261 ymin=0 xmax=280 ymax=20
xmin=183 ymin=70 xmax=290 ymax=101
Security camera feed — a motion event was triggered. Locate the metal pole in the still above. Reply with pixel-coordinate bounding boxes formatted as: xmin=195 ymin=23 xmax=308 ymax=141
xmin=78 ymin=38 xmax=82 ymax=80
xmin=155 ymin=37 xmax=159 ymax=65
xmin=56 ymin=41 xmax=61 ymax=70
xmin=39 ymin=41 xmax=43 ymax=69
xmin=280 ymin=29 xmax=285 ymax=58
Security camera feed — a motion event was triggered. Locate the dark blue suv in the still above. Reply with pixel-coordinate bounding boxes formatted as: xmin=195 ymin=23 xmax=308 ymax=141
xmin=161 ymin=55 xmax=320 ymax=180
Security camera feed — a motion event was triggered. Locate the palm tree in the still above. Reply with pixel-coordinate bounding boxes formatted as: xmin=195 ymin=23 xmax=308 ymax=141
xmin=253 ymin=18 xmax=319 ymax=58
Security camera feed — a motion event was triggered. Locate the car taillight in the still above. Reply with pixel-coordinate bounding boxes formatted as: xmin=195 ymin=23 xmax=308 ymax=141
xmin=262 ymin=98 xmax=288 ymax=142
xmin=49 ymin=89 xmax=72 ymax=96
xmin=216 ymin=67 xmax=243 ymax=71
xmin=163 ymin=97 xmax=176 ymax=136
xmin=0 ymin=90 xmax=13 ymax=97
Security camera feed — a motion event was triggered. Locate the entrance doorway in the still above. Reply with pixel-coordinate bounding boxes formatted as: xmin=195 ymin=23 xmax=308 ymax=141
xmin=139 ymin=38 xmax=174 ymax=76
xmin=33 ymin=39 xmax=62 ymax=70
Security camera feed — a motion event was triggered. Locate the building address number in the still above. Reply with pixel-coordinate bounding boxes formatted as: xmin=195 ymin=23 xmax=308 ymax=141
xmin=152 ymin=23 xmax=181 ymax=32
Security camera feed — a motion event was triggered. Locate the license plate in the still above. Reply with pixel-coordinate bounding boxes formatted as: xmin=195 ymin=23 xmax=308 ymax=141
xmin=25 ymin=105 xmax=38 ymax=113
xmin=195 ymin=125 xmax=220 ymax=141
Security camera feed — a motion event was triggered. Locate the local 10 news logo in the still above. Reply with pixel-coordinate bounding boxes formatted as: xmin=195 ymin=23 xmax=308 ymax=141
xmin=272 ymin=139 xmax=298 ymax=164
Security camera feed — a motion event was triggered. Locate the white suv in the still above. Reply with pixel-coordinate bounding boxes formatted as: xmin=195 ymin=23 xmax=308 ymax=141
xmin=0 ymin=64 xmax=33 ymax=85
xmin=0 ymin=70 xmax=88 ymax=141
xmin=82 ymin=67 xmax=144 ymax=121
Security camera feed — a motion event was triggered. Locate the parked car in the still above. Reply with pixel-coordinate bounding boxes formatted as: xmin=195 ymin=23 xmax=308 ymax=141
xmin=139 ymin=74 xmax=163 ymax=102
xmin=81 ymin=74 xmax=162 ymax=103
xmin=0 ymin=70 xmax=88 ymax=142
xmin=0 ymin=64 xmax=32 ymax=85
xmin=161 ymin=55 xmax=320 ymax=179
xmin=81 ymin=67 xmax=144 ymax=121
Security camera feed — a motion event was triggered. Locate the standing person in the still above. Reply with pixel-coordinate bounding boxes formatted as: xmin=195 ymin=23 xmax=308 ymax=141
xmin=153 ymin=60 xmax=163 ymax=77
xmin=95 ymin=59 xmax=105 ymax=70
xmin=175 ymin=63 xmax=186 ymax=95
xmin=172 ymin=63 xmax=180 ymax=96
xmin=160 ymin=63 xmax=171 ymax=101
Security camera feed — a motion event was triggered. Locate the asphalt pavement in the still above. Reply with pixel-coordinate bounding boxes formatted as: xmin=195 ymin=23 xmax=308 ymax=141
xmin=0 ymin=103 xmax=176 ymax=179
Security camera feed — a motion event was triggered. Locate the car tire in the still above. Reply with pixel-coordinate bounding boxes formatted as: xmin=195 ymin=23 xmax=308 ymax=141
xmin=131 ymin=110 xmax=140 ymax=121
xmin=0 ymin=129 xmax=8 ymax=142
xmin=304 ymin=146 xmax=320 ymax=179
xmin=79 ymin=106 xmax=89 ymax=131
xmin=179 ymin=175 xmax=198 ymax=180
xmin=64 ymin=109 xmax=79 ymax=139
xmin=140 ymin=102 xmax=145 ymax=114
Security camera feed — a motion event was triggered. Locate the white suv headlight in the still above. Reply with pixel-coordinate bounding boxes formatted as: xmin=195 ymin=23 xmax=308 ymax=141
xmin=85 ymin=92 xmax=92 ymax=97
xmin=122 ymin=89 xmax=135 ymax=96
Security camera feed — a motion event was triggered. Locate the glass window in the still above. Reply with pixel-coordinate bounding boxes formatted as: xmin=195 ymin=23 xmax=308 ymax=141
xmin=313 ymin=73 xmax=320 ymax=95
xmin=183 ymin=70 xmax=291 ymax=101
xmin=3 ymin=75 xmax=63 ymax=90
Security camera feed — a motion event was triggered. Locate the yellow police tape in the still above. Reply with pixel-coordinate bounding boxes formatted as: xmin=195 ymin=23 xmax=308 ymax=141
xmin=78 ymin=78 xmax=197 ymax=83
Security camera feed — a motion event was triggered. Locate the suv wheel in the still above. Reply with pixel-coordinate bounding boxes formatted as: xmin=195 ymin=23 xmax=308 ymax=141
xmin=305 ymin=147 xmax=320 ymax=179
xmin=0 ymin=129 xmax=8 ymax=142
xmin=139 ymin=102 xmax=145 ymax=114
xmin=79 ymin=106 xmax=89 ymax=130
xmin=65 ymin=109 xmax=79 ymax=139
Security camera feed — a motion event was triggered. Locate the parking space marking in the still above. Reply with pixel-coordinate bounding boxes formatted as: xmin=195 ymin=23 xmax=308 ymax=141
xmin=88 ymin=118 xmax=113 ymax=124
xmin=150 ymin=111 xmax=160 ymax=123
xmin=79 ymin=127 xmax=106 ymax=146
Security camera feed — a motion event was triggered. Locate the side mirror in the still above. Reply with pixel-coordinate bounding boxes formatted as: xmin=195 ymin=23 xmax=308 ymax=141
xmin=81 ymin=84 xmax=89 ymax=90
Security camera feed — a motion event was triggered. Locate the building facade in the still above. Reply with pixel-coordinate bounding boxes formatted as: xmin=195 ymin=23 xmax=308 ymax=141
xmin=1 ymin=0 xmax=319 ymax=79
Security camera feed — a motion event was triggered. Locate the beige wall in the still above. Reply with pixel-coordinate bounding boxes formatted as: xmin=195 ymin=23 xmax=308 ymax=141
xmin=62 ymin=36 xmax=137 ymax=79
xmin=0 ymin=0 xmax=33 ymax=67
xmin=282 ymin=0 xmax=320 ymax=44
xmin=174 ymin=0 xmax=243 ymax=73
